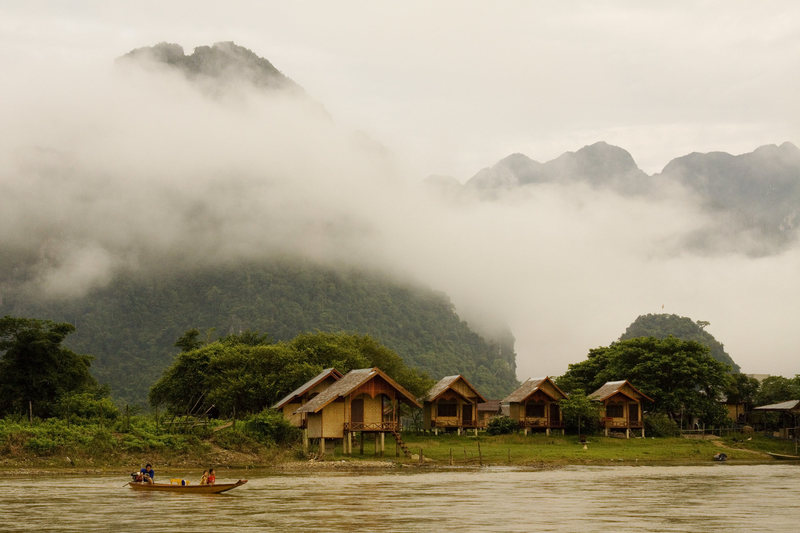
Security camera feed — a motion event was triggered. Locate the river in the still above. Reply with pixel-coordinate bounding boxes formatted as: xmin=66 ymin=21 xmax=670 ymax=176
xmin=2 ymin=464 xmax=798 ymax=532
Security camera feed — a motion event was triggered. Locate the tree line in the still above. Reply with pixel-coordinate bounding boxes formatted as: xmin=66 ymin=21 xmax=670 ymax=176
xmin=2 ymin=315 xmax=796 ymax=432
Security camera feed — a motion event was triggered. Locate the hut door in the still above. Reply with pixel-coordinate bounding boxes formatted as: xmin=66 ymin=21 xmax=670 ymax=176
xmin=629 ymin=403 xmax=639 ymax=423
xmin=550 ymin=403 xmax=560 ymax=424
xmin=462 ymin=404 xmax=473 ymax=425
xmin=351 ymin=399 xmax=364 ymax=424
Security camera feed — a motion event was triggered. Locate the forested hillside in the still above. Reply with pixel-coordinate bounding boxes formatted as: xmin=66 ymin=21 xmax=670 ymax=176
xmin=1 ymin=260 xmax=517 ymax=404
xmin=619 ymin=313 xmax=740 ymax=372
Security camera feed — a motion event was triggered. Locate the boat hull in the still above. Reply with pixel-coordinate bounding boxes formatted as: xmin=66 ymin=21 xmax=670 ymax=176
xmin=128 ymin=479 xmax=247 ymax=494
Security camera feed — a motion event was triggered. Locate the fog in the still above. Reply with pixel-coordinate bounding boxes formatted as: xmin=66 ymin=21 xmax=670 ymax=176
xmin=1 ymin=2 xmax=799 ymax=379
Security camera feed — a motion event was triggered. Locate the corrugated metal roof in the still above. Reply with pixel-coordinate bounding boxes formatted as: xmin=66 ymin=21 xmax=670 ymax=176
xmin=296 ymin=367 xmax=422 ymax=413
xmin=272 ymin=367 xmax=342 ymax=409
xmin=502 ymin=377 xmax=566 ymax=403
xmin=423 ymin=375 xmax=486 ymax=403
xmin=753 ymin=399 xmax=800 ymax=411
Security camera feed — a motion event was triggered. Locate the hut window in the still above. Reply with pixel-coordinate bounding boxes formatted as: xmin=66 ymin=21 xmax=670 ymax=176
xmin=606 ymin=404 xmax=624 ymax=418
xmin=525 ymin=403 xmax=545 ymax=418
xmin=437 ymin=401 xmax=457 ymax=417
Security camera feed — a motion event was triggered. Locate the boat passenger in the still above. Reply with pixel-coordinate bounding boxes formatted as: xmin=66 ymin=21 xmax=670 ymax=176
xmin=139 ymin=463 xmax=155 ymax=484
xmin=199 ymin=470 xmax=209 ymax=485
xmin=207 ymin=468 xmax=216 ymax=485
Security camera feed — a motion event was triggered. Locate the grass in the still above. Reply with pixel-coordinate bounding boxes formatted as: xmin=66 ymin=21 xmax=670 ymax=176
xmin=321 ymin=432 xmax=794 ymax=466
xmin=2 ymin=416 xmax=796 ymax=471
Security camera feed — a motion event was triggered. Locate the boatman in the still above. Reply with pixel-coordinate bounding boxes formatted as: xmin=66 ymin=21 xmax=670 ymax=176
xmin=139 ymin=463 xmax=155 ymax=484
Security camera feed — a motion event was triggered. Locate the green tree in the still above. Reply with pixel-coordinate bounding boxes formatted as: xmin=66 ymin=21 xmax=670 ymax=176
xmin=724 ymin=373 xmax=760 ymax=406
xmin=150 ymin=330 xmax=433 ymax=416
xmin=755 ymin=376 xmax=800 ymax=406
xmin=559 ymin=390 xmax=601 ymax=435
xmin=620 ymin=314 xmax=740 ymax=372
xmin=559 ymin=336 xmax=730 ymax=425
xmin=0 ymin=316 xmax=101 ymax=418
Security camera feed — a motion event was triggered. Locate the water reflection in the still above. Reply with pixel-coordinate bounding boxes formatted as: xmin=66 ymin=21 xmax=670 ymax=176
xmin=1 ymin=465 xmax=798 ymax=532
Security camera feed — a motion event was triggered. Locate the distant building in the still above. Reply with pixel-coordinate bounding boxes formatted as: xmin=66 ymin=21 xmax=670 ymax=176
xmin=502 ymin=377 xmax=568 ymax=435
xmin=753 ymin=399 xmax=800 ymax=440
xmin=272 ymin=368 xmax=343 ymax=427
xmin=422 ymin=375 xmax=486 ymax=435
xmin=589 ymin=380 xmax=652 ymax=438
xmin=477 ymin=400 xmax=503 ymax=427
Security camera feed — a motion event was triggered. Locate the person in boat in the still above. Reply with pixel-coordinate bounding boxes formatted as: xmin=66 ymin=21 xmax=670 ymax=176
xmin=138 ymin=463 xmax=155 ymax=484
xmin=199 ymin=470 xmax=209 ymax=485
xmin=207 ymin=468 xmax=216 ymax=485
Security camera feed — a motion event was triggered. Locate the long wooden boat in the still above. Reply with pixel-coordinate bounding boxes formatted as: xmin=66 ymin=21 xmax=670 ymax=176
xmin=767 ymin=452 xmax=800 ymax=460
xmin=127 ymin=479 xmax=248 ymax=494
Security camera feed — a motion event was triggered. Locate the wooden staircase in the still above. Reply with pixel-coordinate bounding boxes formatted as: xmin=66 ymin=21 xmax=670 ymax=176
xmin=390 ymin=429 xmax=413 ymax=458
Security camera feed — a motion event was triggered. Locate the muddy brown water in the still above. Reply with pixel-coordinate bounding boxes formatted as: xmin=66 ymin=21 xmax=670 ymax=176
xmin=1 ymin=464 xmax=798 ymax=531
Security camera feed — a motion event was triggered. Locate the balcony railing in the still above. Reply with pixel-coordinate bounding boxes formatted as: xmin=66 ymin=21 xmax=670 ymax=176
xmin=520 ymin=418 xmax=564 ymax=428
xmin=601 ymin=418 xmax=643 ymax=429
xmin=431 ymin=419 xmax=481 ymax=428
xmin=344 ymin=421 xmax=400 ymax=432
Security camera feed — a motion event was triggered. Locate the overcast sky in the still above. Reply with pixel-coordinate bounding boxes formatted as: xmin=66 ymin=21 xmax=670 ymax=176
xmin=2 ymin=1 xmax=799 ymax=379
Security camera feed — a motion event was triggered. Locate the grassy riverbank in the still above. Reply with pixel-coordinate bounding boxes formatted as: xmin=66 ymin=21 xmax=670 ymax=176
xmin=2 ymin=416 xmax=797 ymax=474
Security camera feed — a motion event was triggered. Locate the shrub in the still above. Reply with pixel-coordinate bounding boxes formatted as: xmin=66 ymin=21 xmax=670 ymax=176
xmin=644 ymin=413 xmax=680 ymax=437
xmin=244 ymin=409 xmax=300 ymax=445
xmin=486 ymin=416 xmax=519 ymax=435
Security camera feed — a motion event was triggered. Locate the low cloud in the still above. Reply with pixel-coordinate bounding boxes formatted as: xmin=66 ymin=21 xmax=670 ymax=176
xmin=1 ymin=50 xmax=798 ymax=379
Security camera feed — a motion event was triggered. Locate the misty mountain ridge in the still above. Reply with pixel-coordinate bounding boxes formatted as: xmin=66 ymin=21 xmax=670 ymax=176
xmin=444 ymin=141 xmax=800 ymax=255
xmin=118 ymin=41 xmax=303 ymax=94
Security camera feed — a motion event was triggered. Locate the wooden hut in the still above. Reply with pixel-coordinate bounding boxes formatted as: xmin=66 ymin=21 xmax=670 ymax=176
xmin=477 ymin=400 xmax=503 ymax=427
xmin=589 ymin=380 xmax=652 ymax=438
xmin=422 ymin=375 xmax=486 ymax=435
xmin=295 ymin=367 xmax=422 ymax=456
xmin=272 ymin=367 xmax=343 ymax=428
xmin=502 ymin=377 xmax=567 ymax=435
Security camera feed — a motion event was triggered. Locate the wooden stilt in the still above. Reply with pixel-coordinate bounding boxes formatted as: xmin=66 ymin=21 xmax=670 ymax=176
xmin=302 ymin=429 xmax=309 ymax=453
xmin=360 ymin=432 xmax=364 ymax=455
xmin=320 ymin=437 xmax=326 ymax=458
xmin=380 ymin=432 xmax=385 ymax=456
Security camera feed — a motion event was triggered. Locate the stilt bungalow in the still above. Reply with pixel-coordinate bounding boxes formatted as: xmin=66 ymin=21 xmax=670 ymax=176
xmin=272 ymin=367 xmax=343 ymax=427
xmin=422 ymin=375 xmax=486 ymax=435
xmin=295 ymin=367 xmax=422 ymax=456
xmin=503 ymin=377 xmax=567 ymax=435
xmin=589 ymin=380 xmax=652 ymax=438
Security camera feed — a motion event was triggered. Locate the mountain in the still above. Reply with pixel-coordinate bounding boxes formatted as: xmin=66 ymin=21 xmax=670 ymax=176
xmin=0 ymin=261 xmax=518 ymax=405
xmin=447 ymin=141 xmax=800 ymax=255
xmin=465 ymin=142 xmax=650 ymax=194
xmin=657 ymin=142 xmax=800 ymax=252
xmin=118 ymin=41 xmax=302 ymax=93
xmin=619 ymin=313 xmax=740 ymax=372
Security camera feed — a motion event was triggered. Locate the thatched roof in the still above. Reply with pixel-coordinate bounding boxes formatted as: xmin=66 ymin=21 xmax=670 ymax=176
xmin=271 ymin=367 xmax=342 ymax=409
xmin=423 ymin=375 xmax=486 ymax=403
xmin=589 ymin=380 xmax=653 ymax=402
xmin=295 ymin=367 xmax=422 ymax=413
xmin=477 ymin=400 xmax=502 ymax=412
xmin=502 ymin=376 xmax=567 ymax=403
